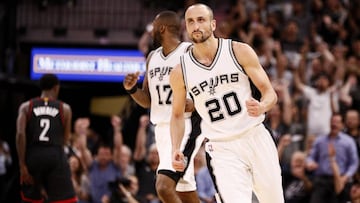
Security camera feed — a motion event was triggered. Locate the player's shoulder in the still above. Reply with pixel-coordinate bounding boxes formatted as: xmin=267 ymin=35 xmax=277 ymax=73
xmin=149 ymin=47 xmax=162 ymax=57
xmin=231 ymin=40 xmax=252 ymax=51
xmin=61 ymin=101 xmax=72 ymax=111
xmin=230 ymin=40 xmax=257 ymax=61
xmin=180 ymin=41 xmax=193 ymax=53
xmin=18 ymin=100 xmax=30 ymax=112
xmin=146 ymin=47 xmax=162 ymax=64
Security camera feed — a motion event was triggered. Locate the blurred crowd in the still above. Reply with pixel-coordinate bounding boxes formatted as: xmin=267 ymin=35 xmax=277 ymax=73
xmin=1 ymin=0 xmax=360 ymax=202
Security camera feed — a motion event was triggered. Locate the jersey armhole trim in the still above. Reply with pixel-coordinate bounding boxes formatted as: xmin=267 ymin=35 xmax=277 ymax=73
xmin=180 ymin=55 xmax=188 ymax=92
xmin=228 ymin=39 xmax=245 ymax=74
xmin=146 ymin=50 xmax=156 ymax=68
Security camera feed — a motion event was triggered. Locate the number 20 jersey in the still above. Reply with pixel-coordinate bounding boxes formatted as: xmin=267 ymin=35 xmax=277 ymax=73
xmin=147 ymin=42 xmax=192 ymax=125
xmin=181 ymin=38 xmax=265 ymax=140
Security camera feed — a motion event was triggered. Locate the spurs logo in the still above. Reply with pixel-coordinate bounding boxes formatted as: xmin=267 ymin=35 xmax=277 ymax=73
xmin=191 ymin=73 xmax=239 ymax=96
xmin=158 ymin=68 xmax=169 ymax=81
xmin=149 ymin=66 xmax=173 ymax=80
xmin=208 ymin=77 xmax=219 ymax=95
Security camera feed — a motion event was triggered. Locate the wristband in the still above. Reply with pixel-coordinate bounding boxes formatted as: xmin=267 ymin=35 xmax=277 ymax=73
xmin=126 ymin=86 xmax=138 ymax=94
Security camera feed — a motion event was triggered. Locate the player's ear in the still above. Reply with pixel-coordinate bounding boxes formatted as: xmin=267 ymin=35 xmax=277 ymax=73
xmin=160 ymin=25 xmax=166 ymax=34
xmin=53 ymin=84 xmax=60 ymax=96
xmin=211 ymin=19 xmax=216 ymax=32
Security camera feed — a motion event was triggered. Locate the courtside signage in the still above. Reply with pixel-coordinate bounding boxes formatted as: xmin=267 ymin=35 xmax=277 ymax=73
xmin=31 ymin=47 xmax=146 ymax=82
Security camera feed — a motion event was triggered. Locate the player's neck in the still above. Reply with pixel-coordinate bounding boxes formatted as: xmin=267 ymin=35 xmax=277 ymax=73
xmin=162 ymin=38 xmax=181 ymax=56
xmin=41 ymin=91 xmax=57 ymax=100
xmin=193 ymin=37 xmax=218 ymax=63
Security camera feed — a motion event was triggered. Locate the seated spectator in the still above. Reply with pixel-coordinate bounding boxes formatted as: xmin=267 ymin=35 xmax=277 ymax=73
xmin=282 ymin=151 xmax=313 ymax=203
xmin=350 ymin=181 xmax=360 ymax=203
xmin=108 ymin=175 xmax=141 ymax=203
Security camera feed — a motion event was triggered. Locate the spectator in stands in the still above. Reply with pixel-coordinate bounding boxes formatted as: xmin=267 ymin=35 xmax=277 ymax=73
xmin=69 ymin=154 xmax=91 ymax=203
xmin=108 ymin=175 xmax=141 ymax=203
xmin=282 ymin=151 xmax=313 ymax=203
xmin=133 ymin=114 xmax=155 ymax=161
xmin=317 ymin=0 xmax=349 ymax=46
xmin=117 ymin=145 xmax=135 ymax=177
xmin=73 ymin=117 xmax=100 ymax=155
xmin=339 ymin=67 xmax=360 ymax=113
xmin=134 ymin=143 xmax=160 ymax=203
xmin=0 ymin=138 xmax=11 ymax=201
xmin=194 ymin=144 xmax=217 ymax=203
xmin=306 ymin=113 xmax=359 ymax=203
xmin=267 ymin=79 xmax=292 ymax=141
xmin=343 ymin=109 xmax=360 ymax=158
xmin=78 ymin=122 xmax=124 ymax=203
xmin=293 ymin=68 xmax=338 ymax=137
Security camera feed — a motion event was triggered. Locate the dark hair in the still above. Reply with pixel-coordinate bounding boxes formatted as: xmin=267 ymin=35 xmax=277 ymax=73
xmin=316 ymin=71 xmax=331 ymax=81
xmin=39 ymin=74 xmax=59 ymax=90
xmin=157 ymin=10 xmax=181 ymax=35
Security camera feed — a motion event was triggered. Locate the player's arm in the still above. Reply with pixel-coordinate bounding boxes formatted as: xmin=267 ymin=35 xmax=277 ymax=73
xmin=16 ymin=102 xmax=28 ymax=169
xmin=16 ymin=101 xmax=33 ymax=184
xmin=123 ymin=52 xmax=154 ymax=108
xmin=63 ymin=103 xmax=72 ymax=145
xmin=169 ymin=64 xmax=187 ymax=171
xmin=233 ymin=42 xmax=277 ymax=116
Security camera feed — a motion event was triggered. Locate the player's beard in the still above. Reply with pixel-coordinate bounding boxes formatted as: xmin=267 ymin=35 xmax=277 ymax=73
xmin=153 ymin=30 xmax=162 ymax=49
xmin=190 ymin=26 xmax=212 ymax=44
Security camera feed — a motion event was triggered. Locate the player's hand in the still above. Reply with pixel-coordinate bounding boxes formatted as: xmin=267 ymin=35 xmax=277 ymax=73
xmin=172 ymin=150 xmax=186 ymax=172
xmin=185 ymin=99 xmax=195 ymax=112
xmin=20 ymin=165 xmax=34 ymax=185
xmin=123 ymin=72 xmax=140 ymax=91
xmin=245 ymin=98 xmax=263 ymax=117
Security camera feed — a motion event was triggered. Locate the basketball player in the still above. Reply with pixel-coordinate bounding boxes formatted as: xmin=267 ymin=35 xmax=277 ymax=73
xmin=123 ymin=11 xmax=202 ymax=203
xmin=170 ymin=4 xmax=284 ymax=203
xmin=16 ymin=74 xmax=77 ymax=203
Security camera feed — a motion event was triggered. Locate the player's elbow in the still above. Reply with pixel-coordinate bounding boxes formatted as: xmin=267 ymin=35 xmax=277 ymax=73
xmin=16 ymin=132 xmax=24 ymax=143
xmin=273 ymin=91 xmax=278 ymax=106
xmin=171 ymin=109 xmax=185 ymax=126
xmin=172 ymin=112 xmax=184 ymax=120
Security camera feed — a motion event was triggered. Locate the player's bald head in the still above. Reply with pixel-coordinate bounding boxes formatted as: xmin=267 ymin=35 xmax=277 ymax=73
xmin=185 ymin=3 xmax=214 ymax=20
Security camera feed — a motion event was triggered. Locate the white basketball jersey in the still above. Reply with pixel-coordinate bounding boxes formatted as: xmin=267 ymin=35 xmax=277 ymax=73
xmin=181 ymin=38 xmax=265 ymax=140
xmin=148 ymin=42 xmax=192 ymax=125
